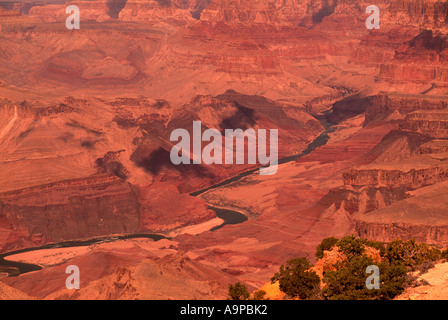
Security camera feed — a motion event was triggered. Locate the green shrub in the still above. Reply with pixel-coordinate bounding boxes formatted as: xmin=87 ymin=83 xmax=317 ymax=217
xmin=271 ymin=257 xmax=321 ymax=300
xmin=337 ymin=235 xmax=365 ymax=258
xmin=441 ymin=248 xmax=448 ymax=260
xmin=251 ymin=289 xmax=267 ymax=300
xmin=385 ymin=239 xmax=441 ymax=270
xmin=361 ymin=239 xmax=386 ymax=256
xmin=315 ymin=237 xmax=339 ymax=259
xmin=417 ymin=260 xmax=435 ymax=275
xmin=322 ymin=255 xmax=407 ymax=300
xmin=269 ymin=237 xmax=441 ymax=301
xmin=228 ymin=282 xmax=250 ymax=300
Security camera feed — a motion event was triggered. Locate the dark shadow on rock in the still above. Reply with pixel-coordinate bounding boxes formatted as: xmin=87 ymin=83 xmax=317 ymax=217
xmin=220 ymin=101 xmax=256 ymax=132
xmin=106 ymin=0 xmax=128 ymax=19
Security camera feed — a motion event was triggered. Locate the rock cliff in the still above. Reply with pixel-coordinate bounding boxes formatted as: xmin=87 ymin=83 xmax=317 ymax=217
xmin=0 ymin=174 xmax=140 ymax=251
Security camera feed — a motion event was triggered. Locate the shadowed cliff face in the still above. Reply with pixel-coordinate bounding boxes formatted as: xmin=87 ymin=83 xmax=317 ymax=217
xmin=131 ymin=147 xmax=169 ymax=175
xmin=410 ymin=30 xmax=448 ymax=52
xmin=0 ymin=175 xmax=141 ymax=248
xmin=106 ymin=0 xmax=128 ymax=18
xmin=122 ymin=91 xmax=322 ymax=188
xmin=155 ymin=0 xmax=172 ymax=7
xmin=131 ymin=146 xmax=215 ymax=180
xmin=219 ymin=102 xmax=256 ymax=131
xmin=189 ymin=0 xmax=211 ymax=19
xmin=312 ymin=0 xmax=337 ymax=24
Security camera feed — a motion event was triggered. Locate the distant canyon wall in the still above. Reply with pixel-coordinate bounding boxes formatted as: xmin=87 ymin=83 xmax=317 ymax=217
xmin=12 ymin=0 xmax=447 ymax=30
xmin=0 ymin=174 xmax=140 ymax=251
xmin=356 ymin=221 xmax=448 ymax=246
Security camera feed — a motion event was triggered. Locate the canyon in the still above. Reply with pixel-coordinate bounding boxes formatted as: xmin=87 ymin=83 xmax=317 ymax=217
xmin=0 ymin=0 xmax=448 ymax=300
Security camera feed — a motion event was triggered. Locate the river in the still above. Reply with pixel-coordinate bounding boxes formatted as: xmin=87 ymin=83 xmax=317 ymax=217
xmin=190 ymin=113 xmax=335 ymax=197
xmin=0 ymin=114 xmax=335 ymax=277
xmin=0 ymin=233 xmax=167 ymax=276
xmin=0 ymin=206 xmax=248 ymax=277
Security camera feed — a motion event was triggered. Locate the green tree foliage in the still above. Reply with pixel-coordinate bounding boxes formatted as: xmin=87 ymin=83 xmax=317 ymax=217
xmin=315 ymin=237 xmax=339 ymax=259
xmin=323 ymin=255 xmax=373 ymax=300
xmin=271 ymin=257 xmax=321 ymax=300
xmin=441 ymin=248 xmax=448 ymax=261
xmin=384 ymin=239 xmax=441 ymax=269
xmin=337 ymin=235 xmax=366 ymax=258
xmin=228 ymin=282 xmax=250 ymax=300
xmin=322 ymin=254 xmax=407 ymax=300
xmin=377 ymin=262 xmax=408 ymax=299
xmin=251 ymin=289 xmax=267 ymax=300
xmin=361 ymin=239 xmax=386 ymax=256
xmin=271 ymin=236 xmax=442 ymax=300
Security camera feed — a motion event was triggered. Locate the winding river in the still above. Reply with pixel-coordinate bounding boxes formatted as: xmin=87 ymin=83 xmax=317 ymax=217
xmin=0 ymin=114 xmax=335 ymax=277
xmin=190 ymin=114 xmax=335 ymax=197
xmin=0 ymin=206 xmax=247 ymax=277
xmin=0 ymin=233 xmax=167 ymax=276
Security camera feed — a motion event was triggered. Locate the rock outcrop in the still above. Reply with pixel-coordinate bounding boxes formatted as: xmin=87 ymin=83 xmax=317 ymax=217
xmin=364 ymin=94 xmax=448 ymax=126
xmin=378 ymin=30 xmax=448 ymax=85
xmin=401 ymin=110 xmax=448 ymax=139
xmin=419 ymin=139 xmax=448 ymax=154
xmin=343 ymin=162 xmax=448 ymax=190
xmin=0 ymin=174 xmax=140 ymax=251
xmin=0 ymin=281 xmax=35 ymax=300
xmin=118 ymin=0 xmax=195 ymax=24
xmin=28 ymin=1 xmax=112 ymax=23
xmin=200 ymin=0 xmax=287 ymax=24
xmin=1 ymin=239 xmax=241 ymax=300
